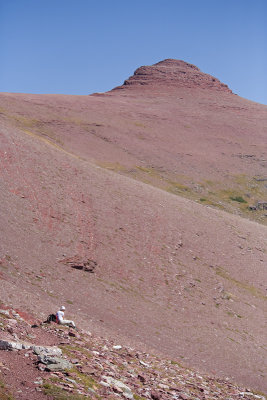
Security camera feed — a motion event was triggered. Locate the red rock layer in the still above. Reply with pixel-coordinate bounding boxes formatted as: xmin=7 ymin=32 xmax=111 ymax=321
xmin=114 ymin=59 xmax=232 ymax=93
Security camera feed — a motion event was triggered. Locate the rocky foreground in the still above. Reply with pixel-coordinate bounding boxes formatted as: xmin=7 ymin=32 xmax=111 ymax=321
xmin=0 ymin=307 xmax=265 ymax=400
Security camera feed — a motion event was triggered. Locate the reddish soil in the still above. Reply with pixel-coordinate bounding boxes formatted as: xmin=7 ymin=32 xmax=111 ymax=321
xmin=0 ymin=59 xmax=266 ymax=394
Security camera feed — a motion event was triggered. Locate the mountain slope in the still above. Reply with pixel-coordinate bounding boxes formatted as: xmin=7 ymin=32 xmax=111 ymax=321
xmin=0 ymin=59 xmax=266 ymax=224
xmin=0 ymin=60 xmax=266 ymax=392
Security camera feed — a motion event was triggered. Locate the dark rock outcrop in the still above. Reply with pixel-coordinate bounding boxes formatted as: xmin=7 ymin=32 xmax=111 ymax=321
xmin=70 ymin=259 xmax=97 ymax=273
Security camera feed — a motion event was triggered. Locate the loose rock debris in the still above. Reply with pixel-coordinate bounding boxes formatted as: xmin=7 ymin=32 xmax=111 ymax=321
xmin=249 ymin=201 xmax=267 ymax=211
xmin=0 ymin=305 xmax=266 ymax=399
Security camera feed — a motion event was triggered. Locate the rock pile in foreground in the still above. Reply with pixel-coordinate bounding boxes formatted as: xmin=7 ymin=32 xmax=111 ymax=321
xmin=0 ymin=307 xmax=265 ymax=400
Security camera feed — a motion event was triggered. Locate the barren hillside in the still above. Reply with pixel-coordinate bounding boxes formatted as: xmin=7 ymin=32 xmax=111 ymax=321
xmin=0 ymin=60 xmax=266 ymax=396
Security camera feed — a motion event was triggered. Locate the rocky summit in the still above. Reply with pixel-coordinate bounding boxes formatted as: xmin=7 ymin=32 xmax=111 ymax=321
xmin=113 ymin=59 xmax=232 ymax=92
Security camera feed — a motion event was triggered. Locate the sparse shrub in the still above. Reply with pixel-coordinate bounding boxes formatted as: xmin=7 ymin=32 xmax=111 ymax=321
xmin=0 ymin=378 xmax=14 ymax=400
xmin=134 ymin=394 xmax=146 ymax=400
xmin=227 ymin=311 xmax=235 ymax=317
xmin=42 ymin=383 xmax=85 ymax=399
xmin=229 ymin=196 xmax=247 ymax=203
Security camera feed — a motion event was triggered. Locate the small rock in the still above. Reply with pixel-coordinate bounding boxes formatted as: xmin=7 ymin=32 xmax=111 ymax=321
xmin=102 ymin=376 xmax=133 ymax=398
xmin=0 ymin=310 xmax=10 ymax=317
xmin=114 ymin=386 xmax=124 ymax=393
xmin=71 ymin=264 xmax=84 ymax=270
xmin=73 ymin=340 xmax=83 ymax=346
xmin=239 ymin=392 xmax=265 ymax=399
xmin=151 ymin=391 xmax=161 ymax=400
xmin=158 ymin=383 xmax=169 ymax=390
xmin=7 ymin=319 xmax=17 ymax=325
xmin=123 ymin=393 xmax=134 ymax=399
xmin=27 ymin=334 xmax=36 ymax=340
xmin=178 ymin=394 xmax=189 ymax=400
xmin=100 ymin=381 xmax=110 ymax=387
xmin=140 ymin=360 xmax=150 ymax=368
xmin=138 ymin=374 xmax=146 ymax=383
xmin=82 ymin=330 xmax=92 ymax=336
xmin=34 ymin=378 xmax=43 ymax=385
xmin=65 ymin=378 xmax=77 ymax=385
xmin=113 ymin=345 xmax=122 ymax=350
xmin=81 ymin=366 xmax=96 ymax=375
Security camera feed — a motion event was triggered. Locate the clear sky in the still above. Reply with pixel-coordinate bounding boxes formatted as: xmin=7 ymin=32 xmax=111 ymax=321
xmin=1 ymin=0 xmax=267 ymax=104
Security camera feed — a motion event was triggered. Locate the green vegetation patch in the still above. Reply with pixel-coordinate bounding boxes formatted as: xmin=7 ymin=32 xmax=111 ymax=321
xmin=69 ymin=368 xmax=98 ymax=391
xmin=42 ymin=383 xmax=86 ymax=400
xmin=170 ymin=360 xmax=184 ymax=368
xmin=60 ymin=344 xmax=92 ymax=359
xmin=0 ymin=377 xmax=14 ymax=400
xmin=133 ymin=394 xmax=147 ymax=400
xmin=1 ymin=107 xmax=65 ymax=146
xmin=216 ymin=266 xmax=266 ymax=300
xmin=134 ymin=121 xmax=147 ymax=128
xmin=166 ymin=181 xmax=190 ymax=194
xmin=96 ymin=161 xmax=129 ymax=173
xmin=97 ymin=162 xmax=266 ymax=225
xmin=229 ymin=196 xmax=247 ymax=203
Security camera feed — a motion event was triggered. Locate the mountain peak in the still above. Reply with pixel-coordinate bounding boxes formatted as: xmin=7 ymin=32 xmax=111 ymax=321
xmin=154 ymin=58 xmax=200 ymax=71
xmin=113 ymin=59 xmax=232 ymax=93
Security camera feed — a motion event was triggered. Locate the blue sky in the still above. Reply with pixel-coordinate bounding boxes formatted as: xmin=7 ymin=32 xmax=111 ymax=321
xmin=1 ymin=0 xmax=267 ymax=104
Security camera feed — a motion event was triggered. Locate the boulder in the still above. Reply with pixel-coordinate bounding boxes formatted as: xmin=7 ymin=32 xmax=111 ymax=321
xmin=102 ymin=376 xmax=133 ymax=399
xmin=38 ymin=354 xmax=72 ymax=371
xmin=32 ymin=345 xmax=62 ymax=357
xmin=0 ymin=339 xmax=31 ymax=351
xmin=45 ymin=361 xmax=72 ymax=372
